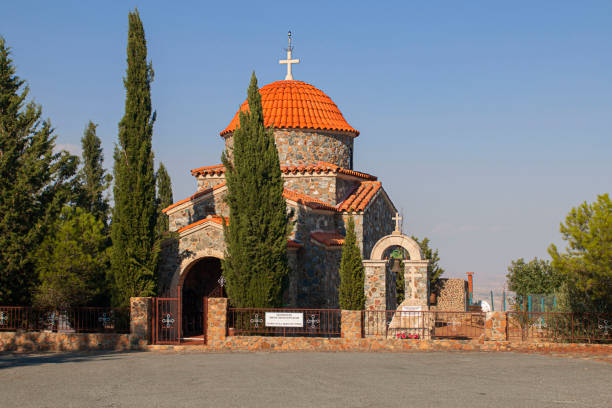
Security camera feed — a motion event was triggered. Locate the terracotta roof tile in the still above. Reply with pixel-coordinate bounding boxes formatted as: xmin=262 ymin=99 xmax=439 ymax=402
xmin=311 ymin=231 xmax=345 ymax=247
xmin=283 ymin=189 xmax=338 ymax=212
xmin=287 ymin=239 xmax=303 ymax=249
xmin=177 ymin=215 xmax=228 ymax=233
xmin=336 ymin=181 xmax=382 ymax=212
xmin=220 ymin=80 xmax=359 ymax=137
xmin=190 ymin=162 xmax=376 ymax=181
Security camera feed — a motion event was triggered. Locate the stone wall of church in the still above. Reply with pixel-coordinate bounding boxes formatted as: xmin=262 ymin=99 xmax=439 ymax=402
xmin=298 ymin=243 xmax=342 ymax=308
xmin=158 ymin=238 xmax=181 ymax=294
xmin=197 ymin=177 xmax=225 ymax=192
xmin=167 ymin=198 xmax=211 ymax=231
xmin=167 ymin=192 xmax=229 ymax=232
xmin=336 ymin=178 xmax=358 ymax=203
xmin=362 ymin=192 xmax=395 ymax=259
xmin=283 ymin=175 xmax=337 ymax=205
xmin=225 ymin=129 xmax=354 ymax=169
xmin=290 ymin=205 xmax=337 ymax=243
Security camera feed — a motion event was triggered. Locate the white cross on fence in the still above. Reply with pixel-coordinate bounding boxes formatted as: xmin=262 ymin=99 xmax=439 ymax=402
xmin=306 ymin=314 xmax=320 ymax=329
xmin=98 ymin=312 xmax=112 ymax=327
xmin=162 ymin=313 xmax=175 ymax=329
xmin=250 ymin=313 xmax=263 ymax=328
xmin=599 ymin=319 xmax=611 ymax=335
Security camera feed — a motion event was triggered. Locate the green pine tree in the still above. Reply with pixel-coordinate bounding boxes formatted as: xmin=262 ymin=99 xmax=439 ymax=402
xmin=156 ymin=162 xmax=173 ymax=236
xmin=34 ymin=207 xmax=110 ymax=310
xmin=110 ymin=10 xmax=158 ymax=307
xmin=77 ymin=121 xmax=112 ymax=227
xmin=221 ymin=72 xmax=290 ymax=308
xmin=338 ymin=217 xmax=366 ymax=310
xmin=412 ymin=236 xmax=445 ymax=292
xmin=0 ymin=37 xmax=78 ymax=304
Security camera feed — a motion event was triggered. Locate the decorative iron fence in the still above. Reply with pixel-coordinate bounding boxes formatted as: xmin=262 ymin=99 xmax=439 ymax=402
xmin=228 ymin=308 xmax=341 ymax=338
xmin=507 ymin=312 xmax=612 ymax=343
xmin=363 ymin=310 xmax=485 ymax=339
xmin=0 ymin=306 xmax=130 ymax=333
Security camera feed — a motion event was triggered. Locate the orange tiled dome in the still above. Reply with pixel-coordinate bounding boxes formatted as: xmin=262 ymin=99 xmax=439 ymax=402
xmin=220 ymin=80 xmax=359 ymax=137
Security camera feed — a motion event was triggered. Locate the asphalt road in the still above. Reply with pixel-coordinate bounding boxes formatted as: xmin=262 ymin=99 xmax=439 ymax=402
xmin=0 ymin=351 xmax=610 ymax=407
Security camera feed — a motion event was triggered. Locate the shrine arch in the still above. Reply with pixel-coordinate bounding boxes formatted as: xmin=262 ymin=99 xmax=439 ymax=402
xmin=369 ymin=234 xmax=423 ymax=261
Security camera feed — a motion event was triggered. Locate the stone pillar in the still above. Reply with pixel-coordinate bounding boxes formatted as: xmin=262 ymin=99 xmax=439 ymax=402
xmin=130 ymin=297 xmax=152 ymax=345
xmin=341 ymin=310 xmax=362 ymax=340
xmin=363 ymin=260 xmax=387 ymax=310
xmin=399 ymin=260 xmax=430 ymax=308
xmin=207 ymin=297 xmax=228 ymax=344
xmin=485 ymin=311 xmax=508 ymax=341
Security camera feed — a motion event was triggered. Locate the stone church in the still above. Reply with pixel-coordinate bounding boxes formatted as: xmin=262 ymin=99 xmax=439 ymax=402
xmin=159 ymin=39 xmax=398 ymax=313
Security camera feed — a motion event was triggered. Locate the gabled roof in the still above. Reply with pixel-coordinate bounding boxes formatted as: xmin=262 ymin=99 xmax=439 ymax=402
xmin=164 ymin=183 xmax=337 ymax=214
xmin=336 ymin=181 xmax=382 ymax=212
xmin=191 ymin=161 xmax=376 ymax=181
xmin=162 ymin=182 xmax=226 ymax=213
xmin=220 ymin=80 xmax=359 ymax=137
xmin=311 ymin=231 xmax=345 ymax=247
xmin=177 ymin=215 xmax=228 ymax=233
xmin=283 ymin=188 xmax=338 ymax=212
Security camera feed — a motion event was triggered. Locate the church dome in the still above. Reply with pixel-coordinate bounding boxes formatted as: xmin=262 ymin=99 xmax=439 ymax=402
xmin=220 ymin=80 xmax=359 ymax=137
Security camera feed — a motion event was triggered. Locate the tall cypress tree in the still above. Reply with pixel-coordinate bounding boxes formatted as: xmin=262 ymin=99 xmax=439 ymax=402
xmin=78 ymin=121 xmax=112 ymax=227
xmin=0 ymin=37 xmax=78 ymax=304
xmin=221 ymin=72 xmax=289 ymax=308
xmin=110 ymin=10 xmax=158 ymax=306
xmin=156 ymin=162 xmax=173 ymax=236
xmin=338 ymin=217 xmax=365 ymax=310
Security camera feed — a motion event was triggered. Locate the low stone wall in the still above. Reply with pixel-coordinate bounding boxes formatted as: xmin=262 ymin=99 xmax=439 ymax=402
xmin=149 ymin=337 xmax=612 ymax=355
xmin=0 ymin=331 xmax=134 ymax=353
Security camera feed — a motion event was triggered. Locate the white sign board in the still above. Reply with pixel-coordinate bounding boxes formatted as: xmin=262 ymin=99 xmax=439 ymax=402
xmin=265 ymin=312 xmax=303 ymax=327
xmin=401 ymin=305 xmax=424 ymax=312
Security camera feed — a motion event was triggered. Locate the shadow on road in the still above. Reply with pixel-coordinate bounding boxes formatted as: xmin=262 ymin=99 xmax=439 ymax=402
xmin=0 ymin=350 xmax=143 ymax=370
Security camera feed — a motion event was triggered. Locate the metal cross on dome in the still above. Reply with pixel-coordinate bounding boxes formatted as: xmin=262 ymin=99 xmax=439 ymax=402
xmin=279 ymin=31 xmax=300 ymax=80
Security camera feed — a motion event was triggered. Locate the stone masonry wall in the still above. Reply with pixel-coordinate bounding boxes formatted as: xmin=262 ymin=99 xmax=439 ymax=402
xmin=336 ymin=178 xmax=358 ymax=203
xmin=225 ymin=129 xmax=355 ymax=169
xmin=197 ymin=177 xmax=225 ymax=192
xmin=283 ymin=175 xmax=336 ymax=205
xmin=362 ymin=192 xmax=394 ymax=260
xmin=207 ymin=297 xmax=228 ymax=345
xmin=130 ymin=297 xmax=152 ymax=345
xmin=0 ymin=332 xmax=133 ymax=352
xmin=431 ymin=278 xmax=467 ymax=312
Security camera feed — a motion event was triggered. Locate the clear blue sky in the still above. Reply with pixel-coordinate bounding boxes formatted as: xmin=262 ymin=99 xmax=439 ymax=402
xmin=2 ymin=1 xmax=611 ymax=291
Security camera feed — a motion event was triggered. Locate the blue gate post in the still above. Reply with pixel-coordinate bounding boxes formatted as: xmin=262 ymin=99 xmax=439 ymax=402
xmin=528 ymin=295 xmax=532 ymax=312
xmin=490 ymin=291 xmax=495 ymax=311
xmin=541 ymin=296 xmax=545 ymax=313
xmin=553 ymin=296 xmax=557 ymax=310
xmin=503 ymin=291 xmax=506 ymax=312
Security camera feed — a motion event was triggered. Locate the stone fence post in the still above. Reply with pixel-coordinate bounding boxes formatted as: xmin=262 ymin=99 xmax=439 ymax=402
xmin=485 ymin=311 xmax=508 ymax=341
xmin=341 ymin=310 xmax=363 ymax=340
xmin=130 ymin=297 xmax=152 ymax=346
xmin=207 ymin=297 xmax=228 ymax=344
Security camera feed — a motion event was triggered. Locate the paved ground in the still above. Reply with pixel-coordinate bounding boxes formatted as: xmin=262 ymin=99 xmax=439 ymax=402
xmin=1 ymin=351 xmax=610 ymax=407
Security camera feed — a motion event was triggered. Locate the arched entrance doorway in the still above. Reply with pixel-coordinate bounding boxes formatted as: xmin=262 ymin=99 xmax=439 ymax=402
xmin=180 ymin=257 xmax=226 ymax=338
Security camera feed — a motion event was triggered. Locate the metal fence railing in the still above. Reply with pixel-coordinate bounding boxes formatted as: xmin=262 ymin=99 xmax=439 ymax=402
xmin=507 ymin=312 xmax=612 ymax=343
xmin=228 ymin=308 xmax=341 ymax=338
xmin=0 ymin=306 xmax=130 ymax=334
xmin=363 ymin=310 xmax=486 ymax=339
